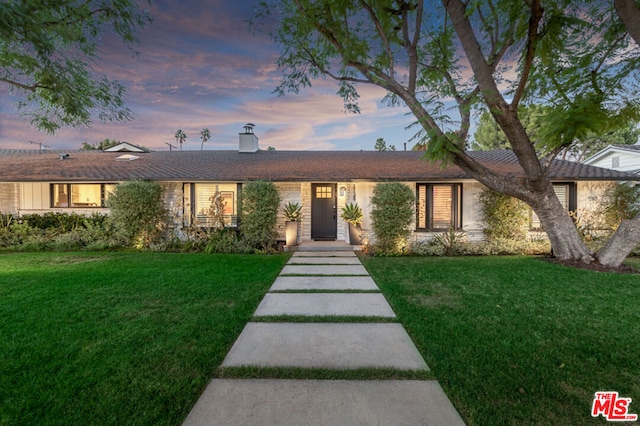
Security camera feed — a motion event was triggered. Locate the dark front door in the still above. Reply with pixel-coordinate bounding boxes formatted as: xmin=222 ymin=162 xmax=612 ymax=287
xmin=311 ymin=183 xmax=337 ymax=240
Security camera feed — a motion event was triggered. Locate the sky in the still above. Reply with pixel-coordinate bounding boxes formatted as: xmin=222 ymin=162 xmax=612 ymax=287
xmin=0 ymin=0 xmax=422 ymax=152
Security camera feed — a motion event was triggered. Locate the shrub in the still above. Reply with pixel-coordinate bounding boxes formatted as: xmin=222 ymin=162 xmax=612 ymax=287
xmin=431 ymin=228 xmax=468 ymax=256
xmin=410 ymin=237 xmax=551 ymax=256
xmin=107 ymin=180 xmax=168 ymax=249
xmin=478 ymin=188 xmax=529 ymax=241
xmin=599 ymin=183 xmax=640 ymax=230
xmin=240 ymin=180 xmax=280 ymax=252
xmin=370 ymin=182 xmax=415 ymax=255
xmin=205 ymin=228 xmax=242 ymax=254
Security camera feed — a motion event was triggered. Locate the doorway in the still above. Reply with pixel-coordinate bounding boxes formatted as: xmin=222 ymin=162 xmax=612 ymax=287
xmin=311 ymin=183 xmax=337 ymax=240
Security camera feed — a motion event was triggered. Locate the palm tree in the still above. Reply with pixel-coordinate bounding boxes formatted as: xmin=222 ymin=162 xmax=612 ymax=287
xmin=174 ymin=129 xmax=187 ymax=151
xmin=200 ymin=128 xmax=211 ymax=151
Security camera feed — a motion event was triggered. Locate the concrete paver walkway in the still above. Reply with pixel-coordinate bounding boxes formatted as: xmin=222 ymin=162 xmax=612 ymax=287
xmin=184 ymin=380 xmax=460 ymax=426
xmin=254 ymin=293 xmax=396 ymax=317
xmin=184 ymin=243 xmax=465 ymax=425
xmin=221 ymin=323 xmax=427 ymax=369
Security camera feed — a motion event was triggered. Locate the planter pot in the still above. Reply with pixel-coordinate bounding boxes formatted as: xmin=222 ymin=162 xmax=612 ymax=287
xmin=285 ymin=221 xmax=299 ymax=246
xmin=348 ymin=223 xmax=362 ymax=245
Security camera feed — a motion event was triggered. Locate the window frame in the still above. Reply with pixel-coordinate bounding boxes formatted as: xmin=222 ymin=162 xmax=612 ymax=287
xmin=416 ymin=183 xmax=462 ymax=232
xmin=191 ymin=183 xmax=240 ymax=228
xmin=50 ymin=183 xmax=113 ymax=208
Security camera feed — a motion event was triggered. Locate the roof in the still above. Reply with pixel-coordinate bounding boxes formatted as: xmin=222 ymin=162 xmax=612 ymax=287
xmin=103 ymin=142 xmax=148 ymax=153
xmin=0 ymin=149 xmax=637 ymax=183
xmin=584 ymin=144 xmax=640 ymax=165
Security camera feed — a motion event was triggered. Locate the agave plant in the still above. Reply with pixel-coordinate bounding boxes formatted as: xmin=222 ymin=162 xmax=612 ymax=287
xmin=341 ymin=202 xmax=363 ymax=226
xmin=283 ymin=201 xmax=303 ymax=221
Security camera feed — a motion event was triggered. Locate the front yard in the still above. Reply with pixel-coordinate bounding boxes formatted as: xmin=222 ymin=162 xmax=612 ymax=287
xmin=0 ymin=252 xmax=289 ymax=425
xmin=2 ymin=252 xmax=638 ymax=425
xmin=361 ymin=255 xmax=640 ymax=425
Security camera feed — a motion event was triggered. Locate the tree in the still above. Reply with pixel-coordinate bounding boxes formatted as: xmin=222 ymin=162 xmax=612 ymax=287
xmin=80 ymin=139 xmax=121 ymax=151
xmin=0 ymin=0 xmax=152 ymax=134
xmin=472 ymin=107 xmax=639 ymax=161
xmin=258 ymin=0 xmax=640 ymax=267
xmin=107 ymin=180 xmax=167 ymax=249
xmin=200 ymin=128 xmax=211 ymax=151
xmin=471 ymin=106 xmax=547 ymax=151
xmin=240 ymin=180 xmax=280 ymax=251
xmin=370 ymin=183 xmax=415 ymax=254
xmin=174 ymin=129 xmax=187 ymax=151
xmin=374 ymin=137 xmax=396 ymax=151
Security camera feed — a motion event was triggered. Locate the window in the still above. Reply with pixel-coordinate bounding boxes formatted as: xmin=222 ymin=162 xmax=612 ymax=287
xmin=51 ymin=184 xmax=114 ymax=208
xmin=612 ymin=156 xmax=620 ymax=168
xmin=315 ymin=186 xmax=333 ymax=199
xmin=193 ymin=183 xmax=237 ymax=227
xmin=416 ymin=183 xmax=462 ymax=231
xmin=530 ymin=183 xmax=576 ymax=229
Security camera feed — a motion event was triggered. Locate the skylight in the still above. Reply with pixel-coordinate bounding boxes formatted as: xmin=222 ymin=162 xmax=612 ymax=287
xmin=115 ymin=154 xmax=140 ymax=161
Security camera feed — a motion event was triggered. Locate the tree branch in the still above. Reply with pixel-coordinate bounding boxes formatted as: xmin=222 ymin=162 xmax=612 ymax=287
xmin=359 ymin=0 xmax=395 ymax=76
xmin=512 ymin=0 xmax=542 ymax=108
xmin=0 ymin=77 xmax=50 ymax=93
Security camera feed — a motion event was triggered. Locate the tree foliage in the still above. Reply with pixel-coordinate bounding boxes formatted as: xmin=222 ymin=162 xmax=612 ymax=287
xmin=0 ymin=0 xmax=152 ymax=133
xmin=374 ymin=137 xmax=395 ymax=151
xmin=600 ymin=183 xmax=640 ymax=231
xmin=107 ymin=180 xmax=167 ymax=249
xmin=258 ymin=0 xmax=640 ymax=266
xmin=200 ymin=128 xmax=211 ymax=151
xmin=81 ymin=138 xmax=121 ymax=151
xmin=478 ymin=188 xmax=530 ymax=241
xmin=370 ymin=182 xmax=415 ymax=254
xmin=240 ymin=180 xmax=280 ymax=252
xmin=174 ymin=129 xmax=187 ymax=151
xmin=472 ymin=107 xmax=640 ymax=161
xmin=471 ymin=106 xmax=548 ymax=152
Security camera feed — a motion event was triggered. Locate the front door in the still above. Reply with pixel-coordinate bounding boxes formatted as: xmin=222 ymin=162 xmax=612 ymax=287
xmin=311 ymin=183 xmax=337 ymax=240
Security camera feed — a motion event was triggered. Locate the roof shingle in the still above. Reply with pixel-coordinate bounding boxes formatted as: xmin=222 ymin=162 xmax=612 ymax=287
xmin=0 ymin=149 xmax=637 ymax=182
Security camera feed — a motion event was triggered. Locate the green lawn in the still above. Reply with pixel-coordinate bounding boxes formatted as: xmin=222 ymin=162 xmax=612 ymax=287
xmin=361 ymin=255 xmax=640 ymax=425
xmin=0 ymin=252 xmax=289 ymax=426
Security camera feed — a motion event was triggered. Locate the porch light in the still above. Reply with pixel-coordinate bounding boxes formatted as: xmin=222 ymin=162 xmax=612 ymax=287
xmin=339 ymin=186 xmax=346 ymax=197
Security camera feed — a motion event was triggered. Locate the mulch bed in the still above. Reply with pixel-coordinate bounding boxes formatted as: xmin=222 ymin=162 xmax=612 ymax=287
xmin=542 ymin=257 xmax=639 ymax=274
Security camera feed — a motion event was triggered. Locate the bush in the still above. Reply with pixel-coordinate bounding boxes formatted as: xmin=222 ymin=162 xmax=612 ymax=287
xmin=370 ymin=183 xmax=415 ymax=255
xmin=478 ymin=188 xmax=529 ymax=241
xmin=107 ymin=180 xmax=168 ymax=249
xmin=205 ymin=228 xmax=242 ymax=254
xmin=240 ymin=180 xmax=280 ymax=252
xmin=600 ymin=183 xmax=640 ymax=230
xmin=410 ymin=237 xmax=551 ymax=256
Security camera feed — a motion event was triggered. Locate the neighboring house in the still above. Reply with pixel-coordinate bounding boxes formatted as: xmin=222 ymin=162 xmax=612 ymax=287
xmin=584 ymin=144 xmax=640 ymax=174
xmin=1 ymin=127 xmax=638 ymax=245
xmin=103 ymin=142 xmax=148 ymax=153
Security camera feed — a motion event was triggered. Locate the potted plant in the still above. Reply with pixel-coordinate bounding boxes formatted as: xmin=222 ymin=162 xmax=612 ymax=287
xmin=341 ymin=202 xmax=363 ymax=245
xmin=283 ymin=201 xmax=302 ymax=246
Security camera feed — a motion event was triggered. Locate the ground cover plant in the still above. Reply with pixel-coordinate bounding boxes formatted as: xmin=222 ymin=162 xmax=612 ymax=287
xmin=0 ymin=252 xmax=288 ymax=425
xmin=360 ymin=255 xmax=640 ymax=425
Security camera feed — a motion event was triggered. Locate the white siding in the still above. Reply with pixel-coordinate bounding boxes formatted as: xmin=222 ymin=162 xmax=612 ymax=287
xmin=587 ymin=151 xmax=640 ymax=173
xmin=462 ymin=181 xmax=486 ymax=241
xmin=20 ymin=183 xmax=49 ymax=210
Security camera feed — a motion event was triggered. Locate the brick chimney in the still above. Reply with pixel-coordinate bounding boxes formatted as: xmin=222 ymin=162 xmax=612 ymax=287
xmin=239 ymin=123 xmax=259 ymax=153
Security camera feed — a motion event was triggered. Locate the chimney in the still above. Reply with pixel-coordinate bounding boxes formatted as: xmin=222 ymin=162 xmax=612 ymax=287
xmin=239 ymin=123 xmax=259 ymax=153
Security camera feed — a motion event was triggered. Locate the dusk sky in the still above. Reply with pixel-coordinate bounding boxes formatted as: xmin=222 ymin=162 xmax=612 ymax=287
xmin=0 ymin=0 xmax=422 ymax=152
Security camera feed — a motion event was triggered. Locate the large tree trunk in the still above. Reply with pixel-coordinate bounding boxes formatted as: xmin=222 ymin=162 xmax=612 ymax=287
xmin=597 ymin=215 xmax=640 ymax=267
xmin=615 ymin=0 xmax=640 ymax=47
xmin=528 ymin=192 xmax=596 ymax=263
